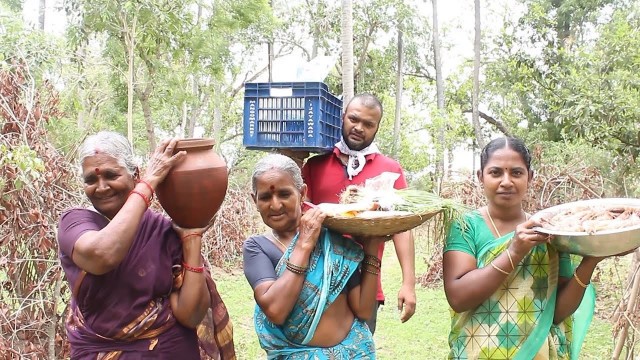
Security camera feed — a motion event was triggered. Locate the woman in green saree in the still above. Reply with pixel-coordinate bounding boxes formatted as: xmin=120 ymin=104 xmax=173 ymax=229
xmin=443 ymin=137 xmax=612 ymax=360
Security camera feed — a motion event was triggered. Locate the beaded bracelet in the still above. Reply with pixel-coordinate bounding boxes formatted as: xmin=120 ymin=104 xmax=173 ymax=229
xmin=137 ymin=179 xmax=155 ymax=199
xmin=362 ymin=266 xmax=380 ymax=276
xmin=363 ymin=254 xmax=381 ymax=266
xmin=362 ymin=259 xmax=381 ymax=269
xmin=182 ymin=261 xmax=205 ymax=273
xmin=129 ymin=190 xmax=151 ymax=208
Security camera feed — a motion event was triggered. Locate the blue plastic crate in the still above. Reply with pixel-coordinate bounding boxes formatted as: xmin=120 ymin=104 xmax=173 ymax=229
xmin=243 ymin=82 xmax=342 ymax=152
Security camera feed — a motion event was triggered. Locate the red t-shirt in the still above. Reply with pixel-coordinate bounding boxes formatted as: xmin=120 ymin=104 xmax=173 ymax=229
xmin=302 ymin=147 xmax=408 ymax=301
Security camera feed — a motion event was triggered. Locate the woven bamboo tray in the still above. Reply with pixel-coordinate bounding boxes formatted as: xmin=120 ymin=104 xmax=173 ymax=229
xmin=322 ymin=209 xmax=442 ymax=237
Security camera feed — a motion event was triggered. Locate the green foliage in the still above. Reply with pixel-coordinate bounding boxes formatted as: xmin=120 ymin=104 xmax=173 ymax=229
xmin=0 ymin=0 xmax=22 ymax=12
xmin=60 ymin=0 xmax=277 ymax=154
xmin=554 ymin=10 xmax=640 ymax=159
xmin=475 ymin=0 xmax=640 ymax=195
xmin=0 ymin=10 xmax=63 ymax=78
xmin=45 ymin=116 xmax=85 ymax=156
xmin=0 ymin=144 xmax=45 ymax=191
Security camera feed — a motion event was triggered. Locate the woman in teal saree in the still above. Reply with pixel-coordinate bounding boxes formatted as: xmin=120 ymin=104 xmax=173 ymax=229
xmin=443 ymin=137 xmax=609 ymax=360
xmin=243 ymin=154 xmax=384 ymax=359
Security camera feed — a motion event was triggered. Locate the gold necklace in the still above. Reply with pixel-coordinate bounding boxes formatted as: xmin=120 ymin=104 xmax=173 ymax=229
xmin=486 ymin=208 xmax=502 ymax=237
xmin=270 ymin=231 xmax=288 ymax=249
xmin=486 ymin=208 xmax=527 ymax=238
xmin=89 ymin=206 xmax=112 ymax=222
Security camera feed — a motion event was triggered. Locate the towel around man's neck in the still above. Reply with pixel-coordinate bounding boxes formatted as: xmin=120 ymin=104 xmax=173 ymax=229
xmin=335 ymin=137 xmax=380 ymax=180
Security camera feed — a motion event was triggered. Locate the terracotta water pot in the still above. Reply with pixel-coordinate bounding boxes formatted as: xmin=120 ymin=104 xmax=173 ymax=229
xmin=155 ymin=138 xmax=228 ymax=228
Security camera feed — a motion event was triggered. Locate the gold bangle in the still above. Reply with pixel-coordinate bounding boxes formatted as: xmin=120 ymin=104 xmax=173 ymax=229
xmin=573 ymin=271 xmax=589 ymax=289
xmin=490 ymin=261 xmax=510 ymax=276
xmin=506 ymin=249 xmax=515 ymax=271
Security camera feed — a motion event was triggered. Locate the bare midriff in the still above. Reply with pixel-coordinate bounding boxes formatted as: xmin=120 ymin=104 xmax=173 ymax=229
xmin=306 ymin=293 xmax=355 ymax=347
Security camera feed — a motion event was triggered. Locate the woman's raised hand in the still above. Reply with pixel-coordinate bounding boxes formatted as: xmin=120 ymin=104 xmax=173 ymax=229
xmin=143 ymin=138 xmax=187 ymax=188
xmin=297 ymin=208 xmax=326 ymax=251
xmin=509 ymin=218 xmax=552 ymax=258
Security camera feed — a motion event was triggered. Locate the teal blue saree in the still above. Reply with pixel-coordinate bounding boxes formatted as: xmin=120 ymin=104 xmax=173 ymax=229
xmin=254 ymin=228 xmax=375 ymax=359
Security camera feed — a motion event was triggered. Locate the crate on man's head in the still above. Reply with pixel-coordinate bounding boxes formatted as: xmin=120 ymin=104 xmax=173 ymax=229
xmin=243 ymin=82 xmax=343 ymax=152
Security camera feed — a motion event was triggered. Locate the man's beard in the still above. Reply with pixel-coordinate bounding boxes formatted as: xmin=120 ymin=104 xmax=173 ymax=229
xmin=342 ymin=131 xmax=375 ymax=151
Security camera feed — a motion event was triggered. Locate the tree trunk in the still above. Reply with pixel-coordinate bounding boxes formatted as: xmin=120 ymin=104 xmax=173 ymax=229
xmin=432 ymin=0 xmax=446 ymax=181
xmin=187 ymin=75 xmax=198 ymax=137
xmin=472 ymin=0 xmax=485 ymax=149
xmin=268 ymin=0 xmax=274 ymax=81
xmin=76 ymin=44 xmax=87 ymax=129
xmin=122 ymin=12 xmax=137 ymax=147
xmin=181 ymin=101 xmax=188 ymax=137
xmin=392 ymin=23 xmax=403 ymax=157
xmin=38 ymin=0 xmax=45 ymax=30
xmin=212 ymin=81 xmax=222 ymax=151
xmin=136 ymin=80 xmax=156 ymax=151
xmin=341 ymin=0 xmax=354 ymax=106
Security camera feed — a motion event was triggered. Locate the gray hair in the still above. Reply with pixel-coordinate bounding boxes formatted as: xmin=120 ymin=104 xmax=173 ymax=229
xmin=251 ymin=153 xmax=303 ymax=194
xmin=77 ymin=131 xmax=138 ymax=175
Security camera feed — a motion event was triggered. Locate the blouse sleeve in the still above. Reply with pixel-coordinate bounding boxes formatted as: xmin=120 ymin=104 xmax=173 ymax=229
xmin=243 ymin=237 xmax=279 ymax=289
xmin=443 ymin=215 xmax=477 ymax=257
xmin=58 ymin=209 xmax=103 ymax=258
xmin=558 ymin=252 xmax=573 ymax=278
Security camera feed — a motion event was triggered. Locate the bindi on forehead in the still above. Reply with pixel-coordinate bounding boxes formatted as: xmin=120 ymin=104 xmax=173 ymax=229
xmin=269 ymin=185 xmax=275 ymax=192
xmin=95 ymin=167 xmax=101 ymax=175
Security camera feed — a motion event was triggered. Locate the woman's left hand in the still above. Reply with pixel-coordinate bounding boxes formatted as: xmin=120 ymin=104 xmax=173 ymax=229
xmin=509 ymin=219 xmax=553 ymax=258
xmin=143 ymin=138 xmax=187 ymax=188
xmin=297 ymin=208 xmax=326 ymax=251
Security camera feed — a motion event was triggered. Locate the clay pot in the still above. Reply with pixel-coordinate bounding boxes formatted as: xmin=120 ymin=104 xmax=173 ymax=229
xmin=156 ymin=138 xmax=228 ymax=229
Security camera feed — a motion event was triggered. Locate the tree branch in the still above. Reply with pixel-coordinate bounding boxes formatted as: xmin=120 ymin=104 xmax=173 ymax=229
xmin=354 ymin=22 xmax=378 ymax=77
xmin=403 ymin=71 xmax=435 ymax=82
xmin=612 ymin=133 xmax=640 ymax=149
xmin=230 ymin=47 xmax=292 ymax=98
xmin=463 ymin=109 xmax=512 ymax=136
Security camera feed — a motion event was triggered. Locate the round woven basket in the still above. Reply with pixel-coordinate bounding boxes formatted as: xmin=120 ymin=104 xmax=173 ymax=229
xmin=322 ymin=209 xmax=442 ymax=237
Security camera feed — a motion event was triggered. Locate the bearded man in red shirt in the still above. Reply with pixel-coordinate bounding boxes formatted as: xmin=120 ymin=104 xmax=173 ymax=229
xmin=301 ymin=93 xmax=416 ymax=334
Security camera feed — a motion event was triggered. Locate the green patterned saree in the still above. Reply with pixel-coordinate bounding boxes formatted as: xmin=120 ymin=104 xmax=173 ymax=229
xmin=444 ymin=211 xmax=595 ymax=360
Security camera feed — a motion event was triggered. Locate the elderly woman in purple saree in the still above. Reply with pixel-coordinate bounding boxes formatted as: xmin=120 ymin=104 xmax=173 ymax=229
xmin=57 ymin=131 xmax=235 ymax=360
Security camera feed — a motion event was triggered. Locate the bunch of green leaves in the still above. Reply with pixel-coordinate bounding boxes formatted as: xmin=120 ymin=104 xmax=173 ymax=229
xmin=394 ymin=188 xmax=470 ymax=237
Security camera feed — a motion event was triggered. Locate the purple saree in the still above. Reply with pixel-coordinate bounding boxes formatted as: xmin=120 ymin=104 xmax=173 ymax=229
xmin=58 ymin=208 xmax=234 ymax=360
